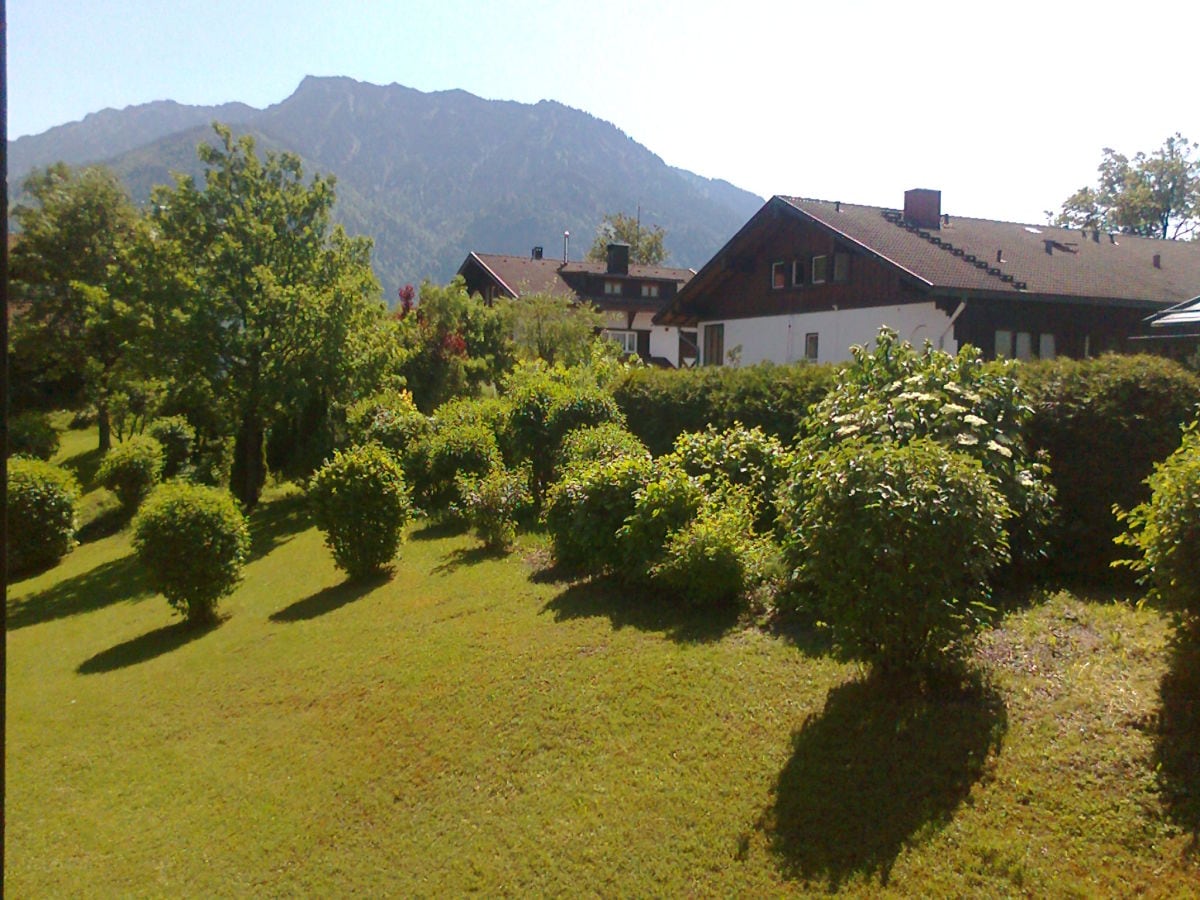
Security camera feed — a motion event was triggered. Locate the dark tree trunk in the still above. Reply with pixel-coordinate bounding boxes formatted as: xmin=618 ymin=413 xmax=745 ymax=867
xmin=97 ymin=403 xmax=112 ymax=453
xmin=230 ymin=413 xmax=267 ymax=508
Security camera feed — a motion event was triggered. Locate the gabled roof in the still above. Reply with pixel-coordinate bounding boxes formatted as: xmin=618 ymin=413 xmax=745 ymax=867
xmin=1146 ymin=295 xmax=1200 ymax=328
xmin=459 ymin=252 xmax=694 ymax=302
xmin=657 ymin=195 xmax=1200 ymax=324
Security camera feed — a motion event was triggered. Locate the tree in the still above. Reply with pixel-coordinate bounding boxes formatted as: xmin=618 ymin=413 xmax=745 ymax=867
xmin=586 ymin=212 xmax=667 ymax=265
xmin=8 ymin=164 xmax=144 ymax=448
xmin=396 ymin=277 xmax=513 ymax=412
xmin=148 ymin=125 xmax=389 ymax=507
xmin=500 ymin=290 xmax=605 ymax=366
xmin=1050 ymin=133 xmax=1199 ymax=240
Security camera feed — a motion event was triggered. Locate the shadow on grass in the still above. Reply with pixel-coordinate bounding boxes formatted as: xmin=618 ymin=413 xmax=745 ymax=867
xmin=1155 ymin=625 xmax=1200 ymax=854
xmin=77 ymin=617 xmax=220 ymax=674
xmin=269 ymin=572 xmax=390 ymax=622
xmin=60 ymin=445 xmax=104 ymax=490
xmin=761 ymin=670 xmax=1007 ymax=889
xmin=76 ymin=503 xmax=133 ymax=544
xmin=432 ymin=544 xmax=508 ymax=574
xmin=248 ymin=490 xmax=311 ymax=562
xmin=542 ymin=575 xmax=740 ymax=644
xmin=7 ymin=554 xmax=150 ymax=630
xmin=410 ymin=519 xmax=468 ymax=542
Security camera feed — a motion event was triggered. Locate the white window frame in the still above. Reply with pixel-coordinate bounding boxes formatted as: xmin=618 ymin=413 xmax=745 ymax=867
xmin=804 ymin=332 xmax=819 ymax=361
xmin=811 ymin=254 xmax=828 ymax=284
xmin=604 ymin=280 xmax=622 ymax=296
xmin=604 ymin=329 xmax=638 ymax=355
xmin=771 ymin=261 xmax=787 ymax=290
xmin=640 ymin=282 xmax=659 ymax=299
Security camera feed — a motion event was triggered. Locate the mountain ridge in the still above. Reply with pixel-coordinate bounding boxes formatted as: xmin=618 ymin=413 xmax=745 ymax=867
xmin=9 ymin=76 xmax=763 ymax=296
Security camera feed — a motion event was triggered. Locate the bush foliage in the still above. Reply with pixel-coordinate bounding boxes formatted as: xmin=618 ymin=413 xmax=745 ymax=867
xmin=423 ymin=421 xmax=503 ymax=513
xmin=1019 ymin=354 xmax=1200 ymax=578
xmin=784 ymin=438 xmax=1011 ymax=674
xmin=7 ymin=457 xmax=80 ymax=575
xmin=147 ymin=415 xmax=196 ymax=479
xmin=544 ymin=454 xmax=654 ymax=574
xmin=97 ymin=435 xmax=165 ymax=511
xmin=309 ymin=443 xmax=413 ymax=579
xmin=558 ymin=422 xmax=649 ymax=473
xmin=1115 ymin=420 xmax=1200 ymax=613
xmin=132 ymin=482 xmax=250 ymax=624
xmin=458 ymin=466 xmax=533 ymax=551
xmin=8 ymin=410 xmax=60 ymax=460
xmin=618 ymin=460 xmax=708 ymax=582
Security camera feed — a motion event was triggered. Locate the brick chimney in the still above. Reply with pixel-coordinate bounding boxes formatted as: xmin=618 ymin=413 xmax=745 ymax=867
xmin=606 ymin=242 xmax=630 ymax=275
xmin=903 ymin=188 xmax=942 ymax=230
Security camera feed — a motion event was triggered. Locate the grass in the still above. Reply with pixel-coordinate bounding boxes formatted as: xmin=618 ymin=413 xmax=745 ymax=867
xmin=6 ymin=431 xmax=1199 ymax=895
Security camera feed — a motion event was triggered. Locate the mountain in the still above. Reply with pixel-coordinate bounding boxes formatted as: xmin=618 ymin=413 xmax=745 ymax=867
xmin=8 ymin=76 xmax=764 ymax=297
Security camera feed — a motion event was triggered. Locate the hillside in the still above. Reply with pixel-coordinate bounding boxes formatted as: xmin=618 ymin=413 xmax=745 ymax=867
xmin=9 ymin=76 xmax=764 ymax=297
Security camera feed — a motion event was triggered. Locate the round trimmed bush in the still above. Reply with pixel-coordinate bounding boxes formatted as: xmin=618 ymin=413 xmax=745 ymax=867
xmin=132 ymin=481 xmax=250 ymax=624
xmin=309 ymin=443 xmax=413 ymax=579
xmin=785 ymin=437 xmax=1011 ymax=675
xmin=347 ymin=389 xmax=431 ymax=457
xmin=1115 ymin=421 xmax=1200 ymax=613
xmin=7 ymin=458 xmax=79 ymax=574
xmin=97 ymin=435 xmax=165 ymax=511
xmin=8 ymin=410 xmax=59 ymax=460
xmin=544 ymin=454 xmax=654 ymax=574
xmin=147 ymin=416 xmax=196 ymax=479
xmin=618 ymin=459 xmax=707 ymax=582
xmin=650 ymin=492 xmax=779 ymax=609
xmin=424 ymin=421 xmax=503 ymax=512
xmin=558 ymin=422 xmax=649 ymax=474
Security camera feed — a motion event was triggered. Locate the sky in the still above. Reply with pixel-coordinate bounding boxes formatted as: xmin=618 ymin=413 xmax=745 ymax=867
xmin=8 ymin=0 xmax=1200 ymax=227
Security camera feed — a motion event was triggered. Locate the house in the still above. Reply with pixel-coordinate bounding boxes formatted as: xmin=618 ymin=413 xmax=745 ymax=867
xmin=457 ymin=243 xmax=697 ymax=367
xmin=654 ymin=190 xmax=1200 ymax=366
xmin=1135 ymin=295 xmax=1200 ymax=359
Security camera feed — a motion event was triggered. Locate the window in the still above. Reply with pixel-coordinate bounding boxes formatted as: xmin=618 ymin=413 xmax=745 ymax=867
xmin=833 ymin=252 xmax=850 ymax=283
xmin=640 ymin=282 xmax=659 ymax=299
xmin=604 ymin=280 xmax=622 ymax=296
xmin=804 ymin=332 xmax=819 ymax=361
xmin=771 ymin=261 xmax=787 ymax=290
xmin=996 ymin=329 xmax=1056 ymax=360
xmin=703 ymin=323 xmax=725 ymax=366
xmin=604 ymin=329 xmax=638 ymax=354
xmin=792 ymin=260 xmax=805 ymax=286
xmin=811 ymin=255 xmax=828 ymax=284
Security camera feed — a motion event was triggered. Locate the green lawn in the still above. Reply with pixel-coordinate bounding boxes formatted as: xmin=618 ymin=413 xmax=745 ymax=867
xmin=6 ymin=444 xmax=1199 ymax=895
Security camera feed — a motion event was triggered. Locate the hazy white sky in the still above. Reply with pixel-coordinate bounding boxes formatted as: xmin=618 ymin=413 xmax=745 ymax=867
xmin=9 ymin=0 xmax=1200 ymax=225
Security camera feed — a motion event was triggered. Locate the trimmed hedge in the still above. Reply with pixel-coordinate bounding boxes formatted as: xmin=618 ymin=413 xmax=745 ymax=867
xmin=97 ymin=435 xmax=165 ymax=512
xmin=1019 ymin=354 xmax=1200 ymax=579
xmin=132 ymin=482 xmax=250 ymax=624
xmin=7 ymin=458 xmax=80 ymax=574
xmin=611 ymin=361 xmax=835 ymax=454
xmin=544 ymin=454 xmax=654 ymax=574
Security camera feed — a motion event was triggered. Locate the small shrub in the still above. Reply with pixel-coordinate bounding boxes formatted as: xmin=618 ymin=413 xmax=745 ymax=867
xmin=458 ymin=466 xmax=533 ymax=551
xmin=147 ymin=416 xmax=196 ymax=479
xmin=544 ymin=454 xmax=654 ymax=574
xmin=8 ymin=410 xmax=59 ymax=460
xmin=7 ymin=458 xmax=79 ymax=574
xmin=618 ymin=460 xmax=707 ymax=582
xmin=666 ymin=423 xmax=792 ymax=533
xmin=786 ymin=438 xmax=1011 ymax=675
xmin=423 ymin=421 xmax=503 ymax=513
xmin=558 ymin=422 xmax=649 ymax=474
xmin=96 ymin=435 xmax=165 ymax=512
xmin=347 ymin=389 xmax=432 ymax=489
xmin=650 ymin=492 xmax=779 ymax=609
xmin=1115 ymin=420 xmax=1200 ymax=612
xmin=309 ymin=443 xmax=413 ymax=579
xmin=132 ymin=482 xmax=250 ymax=624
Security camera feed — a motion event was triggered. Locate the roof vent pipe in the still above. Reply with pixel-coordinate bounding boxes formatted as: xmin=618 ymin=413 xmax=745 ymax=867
xmin=563 ymin=231 xmax=570 ymax=263
xmin=532 ymin=246 xmax=543 ymax=260
xmin=1153 ymin=253 xmax=1162 ymax=269
xmin=1044 ymin=240 xmax=1054 ymax=255
xmin=835 ymin=200 xmax=841 ymax=212
xmin=996 ymin=249 xmax=1003 ymax=263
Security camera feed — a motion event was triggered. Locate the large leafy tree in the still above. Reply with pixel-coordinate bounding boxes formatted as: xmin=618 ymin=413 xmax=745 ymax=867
xmin=9 ymin=164 xmax=144 ymax=449
xmin=148 ymin=125 xmax=390 ymax=506
xmin=1050 ymin=133 xmax=1199 ymax=240
xmin=586 ymin=212 xmax=667 ymax=265
xmin=500 ymin=290 xmax=605 ymax=366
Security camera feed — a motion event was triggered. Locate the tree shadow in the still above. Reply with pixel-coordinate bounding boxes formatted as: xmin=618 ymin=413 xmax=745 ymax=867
xmin=7 ymin=553 xmax=151 ymax=630
xmin=760 ymin=670 xmax=1007 ymax=889
xmin=269 ymin=572 xmax=389 ymax=623
xmin=1154 ymin=624 xmax=1200 ymax=854
xmin=541 ymin=575 xmax=740 ymax=644
xmin=432 ymin=544 xmax=508 ymax=575
xmin=248 ymin=490 xmax=311 ymax=562
xmin=77 ymin=617 xmax=220 ymax=674
xmin=410 ymin=519 xmax=468 ymax=542
xmin=76 ymin=503 xmax=133 ymax=544
xmin=59 ymin=445 xmax=104 ymax=490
